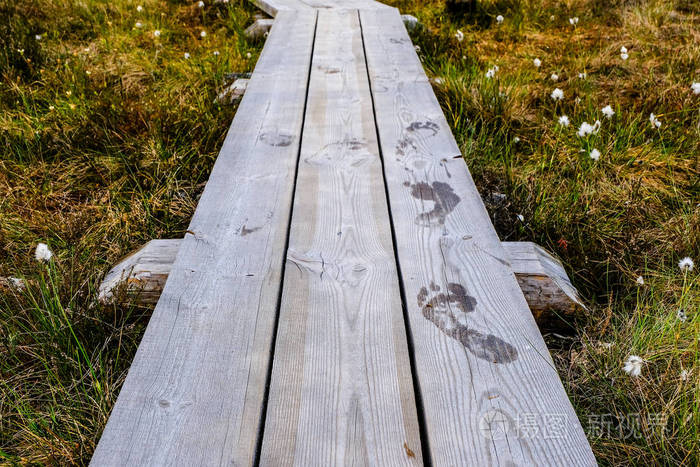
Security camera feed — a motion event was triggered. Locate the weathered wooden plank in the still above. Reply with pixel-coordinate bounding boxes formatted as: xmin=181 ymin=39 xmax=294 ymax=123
xmin=90 ymin=10 xmax=317 ymax=466
xmin=260 ymin=10 xmax=422 ymax=465
xmin=360 ymin=8 xmax=596 ymax=465
xmin=250 ymin=0 xmax=387 ymax=16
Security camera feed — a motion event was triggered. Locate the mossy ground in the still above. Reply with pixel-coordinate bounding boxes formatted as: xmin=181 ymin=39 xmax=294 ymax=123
xmin=1 ymin=0 xmax=698 ymax=464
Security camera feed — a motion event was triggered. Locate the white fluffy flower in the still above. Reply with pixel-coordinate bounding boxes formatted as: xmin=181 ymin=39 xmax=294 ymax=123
xmin=246 ymin=52 xmax=252 ymax=59
xmin=154 ymin=30 xmax=161 ymax=37
xmin=533 ymin=58 xmax=541 ymax=68
xmin=137 ymin=5 xmax=143 ymax=12
xmin=513 ymin=136 xmax=520 ymax=143
xmin=184 ymin=52 xmax=190 ymax=59
xmin=35 ymin=34 xmax=42 ymax=41
xmin=455 ymin=29 xmax=464 ymax=42
xmin=677 ymin=309 xmax=687 ymax=322
xmin=680 ymin=370 xmax=689 ymax=381
xmin=8 ymin=277 xmax=25 ymax=290
xmin=692 ymin=82 xmax=700 ymax=95
xmin=496 ymin=15 xmax=504 ymax=23
xmin=569 ymin=17 xmax=579 ymax=25
xmin=485 ymin=65 xmax=499 ymax=79
xmin=620 ymin=46 xmax=628 ymax=54
xmin=200 ymin=30 xmax=206 ymax=38
xmin=35 ymin=243 xmax=53 ymax=262
xmin=589 ymin=148 xmax=601 ymax=160
xmin=601 ymin=105 xmax=614 ymax=118
xmin=135 ymin=22 xmax=143 ymax=28
xmin=551 ymin=88 xmax=564 ymax=101
xmin=198 ymin=1 xmax=205 ymax=7
xmin=649 ymin=113 xmax=661 ymax=128
xmin=213 ymin=50 xmax=220 ymax=56
xmin=623 ymin=355 xmax=643 ymax=377
xmin=679 ymin=257 xmax=694 ymax=272
xmin=636 ymin=276 xmax=644 ymax=285
xmin=516 ymin=214 xmax=525 ymax=222
xmin=578 ymin=72 xmax=587 ymax=79
xmin=577 ymin=120 xmax=601 ymax=137
xmin=621 ymin=52 xmax=629 ymax=60
xmin=558 ymin=115 xmax=570 ymax=127
xmin=551 ymin=73 xmax=559 ymax=82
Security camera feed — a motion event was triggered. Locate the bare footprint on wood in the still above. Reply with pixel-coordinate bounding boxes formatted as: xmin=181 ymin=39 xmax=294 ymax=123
xmin=405 ymin=181 xmax=461 ymax=225
xmin=418 ymin=282 xmax=518 ymax=364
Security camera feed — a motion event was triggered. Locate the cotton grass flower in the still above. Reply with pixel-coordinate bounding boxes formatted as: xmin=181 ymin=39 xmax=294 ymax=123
xmin=496 ymin=15 xmax=504 ymax=23
xmin=533 ymin=58 xmax=541 ymax=68
xmin=677 ymin=309 xmax=687 ymax=322
xmin=513 ymin=137 xmax=520 ymax=143
xmin=455 ymin=29 xmax=464 ymax=42
xmin=35 ymin=243 xmax=53 ymax=262
xmin=550 ymin=73 xmax=559 ymax=82
xmin=154 ymin=30 xmax=161 ymax=37
xmin=200 ymin=30 xmax=206 ymax=38
xmin=35 ymin=34 xmax=42 ymax=41
xmin=601 ymin=105 xmax=614 ymax=118
xmin=213 ymin=50 xmax=220 ymax=56
xmin=577 ymin=120 xmax=601 ymax=137
xmin=135 ymin=22 xmax=143 ymax=28
xmin=620 ymin=46 xmax=628 ymax=54
xmin=485 ymin=65 xmax=498 ymax=79
xmin=550 ymin=88 xmax=564 ymax=101
xmin=649 ymin=113 xmax=661 ymax=128
xmin=678 ymin=257 xmax=694 ymax=272
xmin=8 ymin=277 xmax=25 ymax=290
xmin=569 ymin=17 xmax=579 ymax=26
xmin=692 ymin=82 xmax=700 ymax=95
xmin=184 ymin=52 xmax=190 ymax=59
xmin=589 ymin=148 xmax=601 ymax=160
xmin=558 ymin=115 xmax=570 ymax=127
xmin=137 ymin=5 xmax=143 ymax=12
xmin=578 ymin=72 xmax=587 ymax=79
xmin=516 ymin=214 xmax=525 ymax=222
xmin=636 ymin=276 xmax=644 ymax=286
xmin=620 ymin=52 xmax=629 ymax=60
xmin=198 ymin=1 xmax=205 ymax=7
xmin=680 ymin=370 xmax=689 ymax=381
xmin=623 ymin=355 xmax=643 ymax=377
xmin=246 ymin=52 xmax=252 ymax=59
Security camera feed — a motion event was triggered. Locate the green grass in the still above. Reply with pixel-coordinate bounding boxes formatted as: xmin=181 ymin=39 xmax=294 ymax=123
xmin=1 ymin=0 xmax=698 ymax=464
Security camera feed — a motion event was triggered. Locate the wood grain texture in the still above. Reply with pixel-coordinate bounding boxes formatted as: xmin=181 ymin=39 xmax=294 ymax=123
xmin=250 ymin=0 xmax=387 ymax=16
xmin=360 ymin=8 xmax=596 ymax=465
xmin=260 ymin=10 xmax=422 ymax=466
xmin=90 ymin=10 xmax=317 ymax=466
xmin=503 ymin=241 xmax=586 ymax=322
xmin=98 ymin=239 xmax=180 ymax=305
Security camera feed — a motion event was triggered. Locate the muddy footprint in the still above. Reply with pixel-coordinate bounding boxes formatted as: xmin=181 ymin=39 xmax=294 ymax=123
xmin=405 ymin=181 xmax=461 ymax=225
xmin=417 ymin=282 xmax=518 ymax=364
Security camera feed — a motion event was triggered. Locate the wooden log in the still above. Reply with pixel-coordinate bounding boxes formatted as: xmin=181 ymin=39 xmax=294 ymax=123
xmin=99 ymin=239 xmax=586 ymax=321
xmin=503 ymin=241 xmax=586 ymax=323
xmin=215 ymin=78 xmax=249 ymax=104
xmin=244 ymin=18 xmax=274 ymax=39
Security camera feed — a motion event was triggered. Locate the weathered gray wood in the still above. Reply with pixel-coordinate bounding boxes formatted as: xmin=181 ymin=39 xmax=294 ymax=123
xmin=98 ymin=239 xmax=181 ymax=305
xmin=99 ymin=239 xmax=587 ymax=322
xmin=360 ymin=8 xmax=595 ymax=465
xmin=244 ymin=18 xmax=274 ymax=39
xmin=260 ymin=10 xmax=422 ymax=465
xmin=504 ymin=241 xmax=586 ymax=322
xmin=250 ymin=0 xmax=387 ymax=16
xmin=91 ymin=10 xmax=317 ymax=466
xmin=215 ymin=78 xmax=249 ymax=105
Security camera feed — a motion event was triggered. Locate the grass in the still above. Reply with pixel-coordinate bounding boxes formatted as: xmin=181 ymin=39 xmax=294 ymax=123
xmin=0 ymin=0 xmax=698 ymax=464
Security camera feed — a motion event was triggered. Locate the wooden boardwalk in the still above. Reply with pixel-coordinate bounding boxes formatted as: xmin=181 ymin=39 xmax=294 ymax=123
xmin=91 ymin=1 xmax=595 ymax=465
